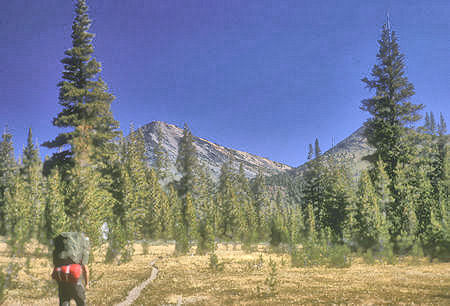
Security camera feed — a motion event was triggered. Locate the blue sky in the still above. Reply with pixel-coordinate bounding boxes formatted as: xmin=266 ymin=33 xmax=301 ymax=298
xmin=1 ymin=0 xmax=449 ymax=167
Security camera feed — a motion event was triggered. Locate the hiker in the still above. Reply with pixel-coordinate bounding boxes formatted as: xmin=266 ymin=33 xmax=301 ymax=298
xmin=52 ymin=232 xmax=90 ymax=306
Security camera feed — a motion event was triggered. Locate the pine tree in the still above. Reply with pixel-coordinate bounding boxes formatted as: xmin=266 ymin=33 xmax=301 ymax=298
xmin=269 ymin=192 xmax=289 ymax=247
xmin=314 ymin=138 xmax=321 ymax=158
xmin=42 ymin=0 xmax=120 ymax=176
xmin=217 ymin=160 xmax=240 ymax=241
xmin=197 ymin=212 xmax=216 ymax=255
xmin=173 ymin=124 xmax=201 ymax=254
xmin=107 ymin=129 xmax=149 ymax=261
xmin=438 ymin=113 xmax=447 ymax=137
xmin=158 ymin=189 xmax=173 ymax=240
xmin=146 ymin=168 xmax=164 ymax=239
xmin=0 ymin=129 xmax=17 ymax=235
xmin=361 ymin=19 xmax=423 ymax=179
xmin=167 ymin=185 xmax=180 ymax=241
xmin=3 ymin=129 xmax=44 ymax=251
xmin=174 ymin=192 xmax=197 ymax=254
xmin=176 ymin=124 xmax=199 ymax=198
xmin=65 ymin=163 xmax=114 ymax=249
xmin=424 ymin=112 xmax=431 ymax=134
xmin=307 ymin=144 xmax=313 ymax=160
xmin=184 ymin=192 xmax=197 ymax=243
xmin=421 ymin=143 xmax=449 ymax=260
xmin=21 ymin=128 xmax=40 ymax=180
xmin=429 ymin=112 xmax=437 ymax=135
xmin=4 ymin=173 xmax=33 ymax=256
xmin=44 ymin=169 xmax=69 ymax=240
xmin=21 ymin=143 xmax=45 ymax=243
xmin=354 ymin=171 xmax=384 ymax=251
xmin=313 ymin=158 xmax=353 ymax=242
xmin=373 ymin=159 xmax=394 ymax=247
xmin=286 ymin=204 xmax=305 ymax=247
xmin=251 ymin=170 xmax=269 ymax=241
xmin=306 ymin=203 xmax=317 ymax=241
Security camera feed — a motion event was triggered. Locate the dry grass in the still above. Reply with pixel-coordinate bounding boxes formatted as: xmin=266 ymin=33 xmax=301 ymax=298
xmin=1 ymin=240 xmax=449 ymax=305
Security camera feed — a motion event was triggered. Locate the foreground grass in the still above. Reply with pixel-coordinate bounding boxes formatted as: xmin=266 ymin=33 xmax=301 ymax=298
xmin=136 ymin=244 xmax=450 ymax=305
xmin=1 ymin=240 xmax=449 ymax=305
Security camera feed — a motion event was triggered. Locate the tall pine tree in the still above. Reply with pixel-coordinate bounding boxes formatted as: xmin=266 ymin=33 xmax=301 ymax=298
xmin=361 ymin=18 xmax=423 ymax=179
xmin=43 ymin=0 xmax=120 ymax=176
xmin=0 ymin=129 xmax=17 ymax=235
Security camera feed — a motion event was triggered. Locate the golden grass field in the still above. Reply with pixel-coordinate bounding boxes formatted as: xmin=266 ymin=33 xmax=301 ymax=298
xmin=1 ymin=240 xmax=450 ymax=305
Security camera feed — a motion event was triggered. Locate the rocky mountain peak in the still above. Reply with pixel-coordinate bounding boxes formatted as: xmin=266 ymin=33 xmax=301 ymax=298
xmin=138 ymin=121 xmax=292 ymax=180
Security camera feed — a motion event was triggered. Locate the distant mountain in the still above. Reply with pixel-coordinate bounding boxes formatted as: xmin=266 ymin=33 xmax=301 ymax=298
xmin=296 ymin=126 xmax=374 ymax=177
xmin=266 ymin=126 xmax=375 ymax=187
xmin=137 ymin=121 xmax=293 ymax=181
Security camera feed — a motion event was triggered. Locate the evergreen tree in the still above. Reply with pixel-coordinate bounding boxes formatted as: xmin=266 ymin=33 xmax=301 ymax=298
xmin=197 ymin=209 xmax=216 ymax=255
xmin=373 ymin=160 xmax=394 ymax=243
xmin=42 ymin=0 xmax=120 ymax=176
xmin=65 ymin=163 xmax=114 ymax=249
xmin=361 ymin=19 xmax=423 ymax=179
xmin=16 ymin=129 xmax=46 ymax=242
xmin=167 ymin=185 xmax=180 ymax=241
xmin=174 ymin=124 xmax=201 ymax=253
xmin=286 ymin=204 xmax=305 ymax=247
xmin=324 ymin=162 xmax=352 ymax=242
xmin=176 ymin=124 xmax=199 ymax=198
xmin=237 ymin=164 xmax=257 ymax=249
xmin=424 ymin=112 xmax=431 ymax=133
xmin=429 ymin=112 xmax=437 ymax=135
xmin=269 ymin=192 xmax=289 ymax=247
xmin=158 ymin=189 xmax=173 ymax=240
xmin=354 ymin=171 xmax=387 ymax=251
xmin=146 ymin=168 xmax=164 ymax=239
xmin=437 ymin=113 xmax=447 ymax=137
xmin=4 ymin=173 xmax=33 ymax=256
xmin=307 ymin=144 xmax=313 ymax=160
xmin=44 ymin=169 xmax=69 ymax=240
xmin=21 ymin=128 xmax=40 ymax=180
xmin=251 ymin=170 xmax=269 ymax=241
xmin=421 ymin=144 xmax=449 ymax=260
xmin=306 ymin=203 xmax=317 ymax=241
xmin=107 ymin=129 xmax=149 ymax=262
xmin=314 ymin=138 xmax=321 ymax=158
xmin=174 ymin=192 xmax=197 ymax=254
xmin=0 ymin=129 xmax=17 ymax=235
xmin=3 ymin=129 xmax=44 ymax=250
xmin=217 ymin=160 xmax=240 ymax=241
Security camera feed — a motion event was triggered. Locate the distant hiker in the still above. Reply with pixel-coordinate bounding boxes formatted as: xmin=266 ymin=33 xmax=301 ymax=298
xmin=51 ymin=232 xmax=90 ymax=306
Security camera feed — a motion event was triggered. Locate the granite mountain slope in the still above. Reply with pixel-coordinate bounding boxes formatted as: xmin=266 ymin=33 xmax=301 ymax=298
xmin=137 ymin=121 xmax=292 ymax=180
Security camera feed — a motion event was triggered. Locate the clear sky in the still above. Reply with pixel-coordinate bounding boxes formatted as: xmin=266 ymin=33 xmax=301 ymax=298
xmin=1 ymin=0 xmax=449 ymax=167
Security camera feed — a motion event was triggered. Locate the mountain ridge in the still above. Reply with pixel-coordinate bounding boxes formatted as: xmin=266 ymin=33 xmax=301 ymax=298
xmin=138 ymin=121 xmax=293 ymax=180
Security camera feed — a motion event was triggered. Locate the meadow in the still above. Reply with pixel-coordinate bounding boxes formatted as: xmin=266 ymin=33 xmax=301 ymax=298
xmin=1 ymin=240 xmax=449 ymax=305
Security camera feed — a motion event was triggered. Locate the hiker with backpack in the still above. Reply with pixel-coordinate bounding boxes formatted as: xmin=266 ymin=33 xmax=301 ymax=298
xmin=52 ymin=232 xmax=90 ymax=306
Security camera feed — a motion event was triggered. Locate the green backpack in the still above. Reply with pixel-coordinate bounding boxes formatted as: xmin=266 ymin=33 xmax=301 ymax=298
xmin=53 ymin=232 xmax=90 ymax=266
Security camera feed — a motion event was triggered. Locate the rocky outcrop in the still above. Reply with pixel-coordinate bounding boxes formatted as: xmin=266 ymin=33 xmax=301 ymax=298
xmin=138 ymin=121 xmax=292 ymax=180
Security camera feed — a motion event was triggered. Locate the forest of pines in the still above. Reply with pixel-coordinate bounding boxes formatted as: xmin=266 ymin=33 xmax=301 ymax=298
xmin=0 ymin=1 xmax=448 ymax=293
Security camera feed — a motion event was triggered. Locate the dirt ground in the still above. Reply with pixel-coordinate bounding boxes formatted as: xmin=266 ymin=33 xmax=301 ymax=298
xmin=1 ymin=240 xmax=450 ymax=305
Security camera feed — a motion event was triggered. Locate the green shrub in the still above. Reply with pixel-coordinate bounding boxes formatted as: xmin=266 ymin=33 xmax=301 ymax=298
xmin=327 ymin=244 xmax=351 ymax=268
xmin=0 ymin=266 xmax=6 ymax=304
xmin=291 ymin=247 xmax=308 ymax=268
xmin=264 ymin=258 xmax=278 ymax=295
xmin=363 ymin=249 xmax=376 ymax=265
xmin=380 ymin=243 xmax=397 ymax=265
xmin=291 ymin=240 xmax=327 ymax=267
xmin=209 ymin=253 xmax=224 ymax=272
